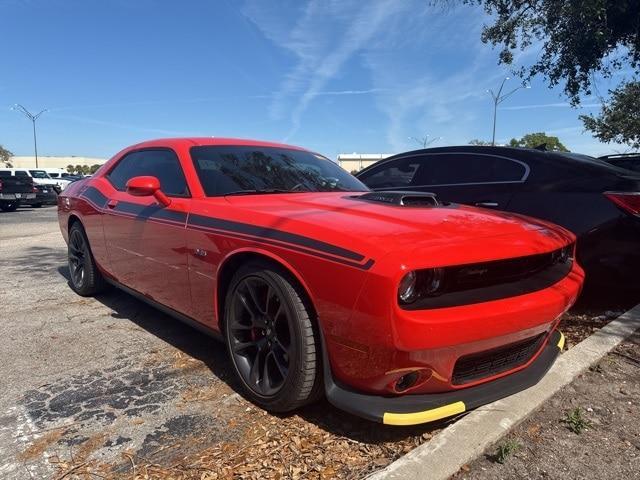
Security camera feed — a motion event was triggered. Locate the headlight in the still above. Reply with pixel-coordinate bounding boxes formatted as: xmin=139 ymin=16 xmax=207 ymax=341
xmin=398 ymin=271 xmax=417 ymax=303
xmin=398 ymin=268 xmax=445 ymax=304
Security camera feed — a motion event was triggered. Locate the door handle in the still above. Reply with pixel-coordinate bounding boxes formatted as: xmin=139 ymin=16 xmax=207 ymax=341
xmin=107 ymin=199 xmax=118 ymax=209
xmin=475 ymin=201 xmax=499 ymax=208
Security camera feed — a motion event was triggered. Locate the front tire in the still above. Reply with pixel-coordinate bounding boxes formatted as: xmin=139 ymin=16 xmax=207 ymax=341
xmin=0 ymin=201 xmax=19 ymax=212
xmin=223 ymin=261 xmax=322 ymax=412
xmin=68 ymin=222 xmax=107 ymax=296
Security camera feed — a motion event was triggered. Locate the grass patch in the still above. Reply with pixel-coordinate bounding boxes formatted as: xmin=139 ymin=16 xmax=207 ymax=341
xmin=496 ymin=439 xmax=521 ymax=464
xmin=562 ymin=407 xmax=592 ymax=434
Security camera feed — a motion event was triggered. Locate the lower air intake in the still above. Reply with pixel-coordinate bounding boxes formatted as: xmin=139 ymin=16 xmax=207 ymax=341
xmin=452 ymin=333 xmax=546 ymax=385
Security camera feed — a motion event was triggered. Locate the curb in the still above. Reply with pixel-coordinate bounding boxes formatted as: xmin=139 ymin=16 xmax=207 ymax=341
xmin=368 ymin=304 xmax=640 ymax=480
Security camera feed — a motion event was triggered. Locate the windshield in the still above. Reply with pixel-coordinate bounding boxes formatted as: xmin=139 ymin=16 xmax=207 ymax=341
xmin=190 ymin=146 xmax=368 ymax=196
xmin=29 ymin=170 xmax=52 ymax=179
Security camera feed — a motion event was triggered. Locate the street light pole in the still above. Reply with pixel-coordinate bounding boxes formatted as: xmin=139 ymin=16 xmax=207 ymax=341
xmin=487 ymin=78 xmax=530 ymax=146
xmin=408 ymin=135 xmax=443 ymax=148
xmin=12 ymin=104 xmax=48 ymax=168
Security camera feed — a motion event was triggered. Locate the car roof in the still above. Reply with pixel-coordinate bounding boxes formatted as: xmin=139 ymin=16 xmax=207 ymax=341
xmin=127 ymin=137 xmax=309 ymax=152
xmin=359 ymin=145 xmax=638 ymax=177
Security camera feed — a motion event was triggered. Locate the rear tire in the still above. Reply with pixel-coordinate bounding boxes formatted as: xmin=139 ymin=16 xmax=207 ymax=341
xmin=223 ymin=261 xmax=322 ymax=412
xmin=68 ymin=222 xmax=107 ymax=296
xmin=0 ymin=201 xmax=19 ymax=212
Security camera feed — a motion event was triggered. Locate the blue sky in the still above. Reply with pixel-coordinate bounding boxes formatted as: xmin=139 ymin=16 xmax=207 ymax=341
xmin=0 ymin=0 xmax=628 ymax=160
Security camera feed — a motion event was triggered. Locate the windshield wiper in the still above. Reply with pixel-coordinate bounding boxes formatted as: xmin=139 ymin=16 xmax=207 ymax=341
xmin=223 ymin=189 xmax=297 ymax=196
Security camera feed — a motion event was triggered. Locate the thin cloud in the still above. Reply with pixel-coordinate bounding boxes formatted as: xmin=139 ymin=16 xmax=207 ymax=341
xmin=47 ymin=89 xmax=384 ymax=112
xmin=243 ymin=0 xmax=407 ymax=141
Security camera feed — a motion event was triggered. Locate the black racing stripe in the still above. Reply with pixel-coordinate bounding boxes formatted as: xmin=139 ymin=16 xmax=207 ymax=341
xmin=82 ymin=187 xmax=108 ymax=208
xmin=78 ymin=188 xmax=372 ymax=269
xmin=188 ymin=223 xmax=375 ymax=270
xmin=189 ymin=213 xmax=364 ymax=262
xmin=114 ymin=201 xmax=188 ymax=223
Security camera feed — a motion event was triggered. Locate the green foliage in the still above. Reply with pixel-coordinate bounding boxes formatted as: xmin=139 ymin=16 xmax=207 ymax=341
xmin=562 ymin=407 xmax=591 ymax=434
xmin=496 ymin=439 xmax=521 ymax=464
xmin=468 ymin=139 xmax=492 ymax=146
xmin=66 ymin=164 xmax=99 ymax=175
xmin=581 ymin=81 xmax=640 ymax=149
xmin=468 ymin=0 xmax=640 ymax=105
xmin=509 ymin=132 xmax=569 ymax=152
xmin=0 ymin=145 xmax=13 ymax=167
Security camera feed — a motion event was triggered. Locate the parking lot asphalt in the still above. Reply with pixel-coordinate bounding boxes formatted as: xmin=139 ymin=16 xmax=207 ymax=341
xmin=0 ymin=206 xmax=435 ymax=479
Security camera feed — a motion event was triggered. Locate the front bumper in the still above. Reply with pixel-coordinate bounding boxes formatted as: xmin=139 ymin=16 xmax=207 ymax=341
xmin=325 ymin=330 xmax=564 ymax=425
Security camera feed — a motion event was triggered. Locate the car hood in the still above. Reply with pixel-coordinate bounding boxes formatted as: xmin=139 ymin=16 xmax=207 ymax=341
xmin=217 ymin=192 xmax=574 ymax=267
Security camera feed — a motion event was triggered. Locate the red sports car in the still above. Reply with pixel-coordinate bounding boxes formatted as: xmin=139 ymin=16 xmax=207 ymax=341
xmin=58 ymin=138 xmax=584 ymax=425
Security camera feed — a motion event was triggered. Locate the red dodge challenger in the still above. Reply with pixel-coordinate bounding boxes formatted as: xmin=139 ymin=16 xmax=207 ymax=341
xmin=58 ymin=138 xmax=584 ymax=425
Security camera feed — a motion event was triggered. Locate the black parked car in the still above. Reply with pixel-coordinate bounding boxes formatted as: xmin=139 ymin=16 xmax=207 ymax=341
xmin=22 ymin=184 xmax=57 ymax=208
xmin=355 ymin=146 xmax=640 ymax=288
xmin=599 ymin=153 xmax=640 ymax=173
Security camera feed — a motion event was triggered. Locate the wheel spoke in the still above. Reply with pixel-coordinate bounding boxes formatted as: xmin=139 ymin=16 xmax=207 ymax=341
xmin=273 ymin=337 xmax=289 ymax=357
xmin=232 ymin=340 xmax=258 ymax=354
xmin=249 ymin=348 xmax=264 ymax=385
xmin=237 ymin=291 xmax=259 ymax=320
xmin=261 ymin=352 xmax=272 ymax=392
xmin=246 ymin=280 xmax=266 ymax=315
xmin=270 ymin=349 xmax=288 ymax=379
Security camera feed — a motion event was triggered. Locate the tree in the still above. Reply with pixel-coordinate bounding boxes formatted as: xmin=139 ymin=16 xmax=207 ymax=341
xmin=0 ymin=145 xmax=13 ymax=167
xmin=66 ymin=164 xmax=75 ymax=173
xmin=580 ymin=81 xmax=640 ymax=149
xmin=468 ymin=139 xmax=492 ymax=146
xmin=467 ymin=0 xmax=640 ymax=147
xmin=469 ymin=0 xmax=639 ymax=103
xmin=509 ymin=132 xmax=569 ymax=152
xmin=89 ymin=164 xmax=102 ymax=174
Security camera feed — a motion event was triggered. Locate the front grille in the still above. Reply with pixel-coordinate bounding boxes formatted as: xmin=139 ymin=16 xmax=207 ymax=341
xmin=401 ymin=245 xmax=574 ymax=310
xmin=452 ymin=333 xmax=546 ymax=385
xmin=449 ymin=249 xmax=563 ymax=291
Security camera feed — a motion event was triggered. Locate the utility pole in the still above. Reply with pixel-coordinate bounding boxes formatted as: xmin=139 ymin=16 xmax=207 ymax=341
xmin=12 ymin=104 xmax=48 ymax=168
xmin=487 ymin=78 xmax=530 ymax=146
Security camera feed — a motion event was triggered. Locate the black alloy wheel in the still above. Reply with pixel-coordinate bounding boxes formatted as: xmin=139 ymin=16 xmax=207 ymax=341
xmin=68 ymin=228 xmax=87 ymax=289
xmin=229 ymin=276 xmax=292 ymax=396
xmin=67 ymin=222 xmax=107 ymax=296
xmin=224 ymin=261 xmax=322 ymax=412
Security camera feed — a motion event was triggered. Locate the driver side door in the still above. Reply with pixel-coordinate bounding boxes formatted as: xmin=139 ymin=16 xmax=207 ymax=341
xmin=101 ymin=148 xmax=193 ymax=316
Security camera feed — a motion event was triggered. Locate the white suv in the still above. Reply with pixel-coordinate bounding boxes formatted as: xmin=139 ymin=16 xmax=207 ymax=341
xmin=0 ymin=168 xmax=71 ymax=191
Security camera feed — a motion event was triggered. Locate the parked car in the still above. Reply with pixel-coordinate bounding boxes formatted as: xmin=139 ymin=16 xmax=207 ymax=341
xmin=0 ymin=168 xmax=70 ymax=193
xmin=599 ymin=153 xmax=640 ymax=173
xmin=0 ymin=171 xmax=36 ymax=211
xmin=22 ymin=184 xmax=58 ymax=208
xmin=58 ymin=138 xmax=583 ymax=425
xmin=356 ymin=146 xmax=640 ymax=289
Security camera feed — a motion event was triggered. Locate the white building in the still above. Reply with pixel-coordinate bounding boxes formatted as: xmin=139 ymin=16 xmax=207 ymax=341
xmin=10 ymin=156 xmax=107 ymax=169
xmin=337 ymin=153 xmax=394 ymax=173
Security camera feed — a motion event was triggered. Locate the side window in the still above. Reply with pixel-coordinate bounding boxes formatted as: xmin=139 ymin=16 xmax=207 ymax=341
xmin=358 ymin=157 xmax=421 ymax=189
xmin=0 ymin=171 xmax=11 ymax=177
xmin=15 ymin=171 xmax=29 ymax=177
xmin=107 ymin=149 xmax=189 ymax=196
xmin=413 ymin=154 xmax=526 ymax=185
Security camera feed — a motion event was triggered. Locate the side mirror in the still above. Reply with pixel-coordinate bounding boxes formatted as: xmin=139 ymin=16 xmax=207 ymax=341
xmin=125 ymin=176 xmax=171 ymax=207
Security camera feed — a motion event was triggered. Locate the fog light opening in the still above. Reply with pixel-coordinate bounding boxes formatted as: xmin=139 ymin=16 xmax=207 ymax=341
xmin=395 ymin=371 xmax=420 ymax=392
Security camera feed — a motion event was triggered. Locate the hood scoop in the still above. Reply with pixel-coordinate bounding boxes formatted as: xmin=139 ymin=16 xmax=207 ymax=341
xmin=353 ymin=191 xmax=440 ymax=207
